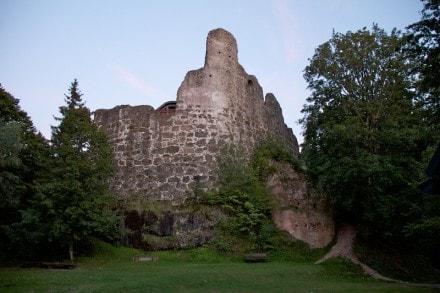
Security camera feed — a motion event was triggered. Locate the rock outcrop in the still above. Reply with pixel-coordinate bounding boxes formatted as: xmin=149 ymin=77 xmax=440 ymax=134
xmin=94 ymin=28 xmax=333 ymax=249
xmin=267 ymin=161 xmax=334 ymax=248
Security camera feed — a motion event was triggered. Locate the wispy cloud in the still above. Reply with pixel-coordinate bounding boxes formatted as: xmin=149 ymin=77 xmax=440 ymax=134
xmin=109 ymin=64 xmax=155 ymax=97
xmin=272 ymin=0 xmax=303 ymax=63
xmin=94 ymin=46 xmax=160 ymax=99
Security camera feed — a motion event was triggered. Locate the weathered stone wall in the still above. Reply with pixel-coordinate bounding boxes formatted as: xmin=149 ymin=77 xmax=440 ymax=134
xmin=95 ymin=104 xmax=219 ymax=202
xmin=95 ymin=28 xmax=297 ymax=203
xmin=94 ymin=28 xmax=331 ymax=249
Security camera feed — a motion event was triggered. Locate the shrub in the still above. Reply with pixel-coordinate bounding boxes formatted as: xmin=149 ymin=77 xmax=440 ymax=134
xmin=201 ymin=139 xmax=298 ymax=253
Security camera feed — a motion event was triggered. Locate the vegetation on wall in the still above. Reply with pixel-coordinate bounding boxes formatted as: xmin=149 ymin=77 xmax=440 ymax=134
xmin=252 ymin=136 xmax=299 ymax=180
xmin=200 ymin=139 xmax=298 ymax=253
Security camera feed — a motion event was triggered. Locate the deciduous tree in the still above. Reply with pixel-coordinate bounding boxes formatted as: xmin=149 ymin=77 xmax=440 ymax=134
xmin=0 ymin=85 xmax=50 ymax=260
xmin=404 ymin=0 xmax=440 ymax=267
xmin=406 ymin=0 xmax=440 ymax=134
xmin=300 ymin=25 xmax=428 ymax=240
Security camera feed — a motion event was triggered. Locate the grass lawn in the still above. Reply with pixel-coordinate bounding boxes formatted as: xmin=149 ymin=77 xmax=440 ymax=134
xmin=0 ymin=243 xmax=436 ymax=292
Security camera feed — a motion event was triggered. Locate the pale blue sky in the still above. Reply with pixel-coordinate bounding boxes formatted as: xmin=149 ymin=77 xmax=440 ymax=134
xmin=0 ymin=0 xmax=423 ymax=144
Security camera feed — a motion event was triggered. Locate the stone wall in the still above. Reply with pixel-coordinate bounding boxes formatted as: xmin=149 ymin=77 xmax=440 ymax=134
xmin=94 ymin=28 xmax=332 ymax=249
xmin=95 ymin=28 xmax=297 ymax=202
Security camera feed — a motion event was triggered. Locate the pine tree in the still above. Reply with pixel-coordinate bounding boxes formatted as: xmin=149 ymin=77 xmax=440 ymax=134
xmin=47 ymin=79 xmax=119 ymax=260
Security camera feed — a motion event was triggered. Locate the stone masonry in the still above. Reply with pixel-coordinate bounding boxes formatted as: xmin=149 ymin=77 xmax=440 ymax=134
xmin=94 ymin=28 xmax=333 ymax=249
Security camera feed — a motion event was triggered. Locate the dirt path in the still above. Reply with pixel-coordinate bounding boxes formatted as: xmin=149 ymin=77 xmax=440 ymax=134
xmin=315 ymin=223 xmax=440 ymax=289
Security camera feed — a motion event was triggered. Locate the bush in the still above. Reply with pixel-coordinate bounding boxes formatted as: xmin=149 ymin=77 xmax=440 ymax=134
xmin=252 ymin=137 xmax=299 ymax=180
xmin=201 ymin=139 xmax=299 ymax=253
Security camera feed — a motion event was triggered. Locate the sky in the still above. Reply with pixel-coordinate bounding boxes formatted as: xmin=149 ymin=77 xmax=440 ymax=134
xmin=0 ymin=0 xmax=423 ymax=145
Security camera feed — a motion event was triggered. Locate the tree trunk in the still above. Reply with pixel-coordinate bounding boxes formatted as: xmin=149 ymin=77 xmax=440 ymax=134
xmin=69 ymin=239 xmax=74 ymax=261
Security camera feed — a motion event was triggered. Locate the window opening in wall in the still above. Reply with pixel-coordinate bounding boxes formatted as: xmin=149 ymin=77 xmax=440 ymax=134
xmin=248 ymin=79 xmax=253 ymax=86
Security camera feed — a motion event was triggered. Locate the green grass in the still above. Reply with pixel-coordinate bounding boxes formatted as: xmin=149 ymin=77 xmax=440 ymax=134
xmin=0 ymin=242 xmax=436 ymax=292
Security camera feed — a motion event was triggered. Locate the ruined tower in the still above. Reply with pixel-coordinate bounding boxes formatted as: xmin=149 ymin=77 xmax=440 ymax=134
xmin=95 ymin=28 xmax=297 ymax=202
xmin=94 ymin=28 xmax=333 ymax=249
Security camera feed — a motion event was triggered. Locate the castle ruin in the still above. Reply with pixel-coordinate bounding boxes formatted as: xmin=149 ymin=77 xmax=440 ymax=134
xmin=94 ymin=28 xmax=333 ymax=249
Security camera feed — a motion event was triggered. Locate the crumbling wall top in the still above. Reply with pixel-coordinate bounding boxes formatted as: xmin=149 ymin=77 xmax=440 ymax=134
xmin=204 ymin=28 xmax=239 ymax=70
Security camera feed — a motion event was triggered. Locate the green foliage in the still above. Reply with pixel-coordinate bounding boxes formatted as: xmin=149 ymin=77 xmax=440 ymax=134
xmin=404 ymin=193 xmax=440 ymax=267
xmin=75 ymin=238 xmax=142 ymax=264
xmin=405 ymin=0 xmax=440 ymax=135
xmin=201 ymin=145 xmax=274 ymax=252
xmin=252 ymin=137 xmax=298 ymax=180
xmin=0 ymin=85 xmax=50 ymax=262
xmin=201 ymin=140 xmax=299 ymax=253
xmin=265 ymin=229 xmax=329 ymax=262
xmin=404 ymin=1 xmax=440 ymax=269
xmin=300 ymin=25 xmax=430 ymax=241
xmin=0 ymin=120 xmax=23 ymax=208
xmin=33 ymin=80 xmax=121 ymax=260
xmin=355 ymin=238 xmax=440 ymax=283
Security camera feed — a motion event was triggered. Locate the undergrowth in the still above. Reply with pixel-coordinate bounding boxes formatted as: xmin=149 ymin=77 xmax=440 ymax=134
xmin=354 ymin=238 xmax=440 ymax=283
xmin=200 ymin=138 xmax=301 ymax=253
xmin=75 ymin=238 xmax=142 ymax=265
xmin=77 ymin=237 xmax=329 ymax=265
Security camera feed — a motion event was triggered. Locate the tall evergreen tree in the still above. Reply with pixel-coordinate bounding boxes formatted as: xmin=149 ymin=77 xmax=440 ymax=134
xmin=45 ymin=79 xmax=120 ymax=260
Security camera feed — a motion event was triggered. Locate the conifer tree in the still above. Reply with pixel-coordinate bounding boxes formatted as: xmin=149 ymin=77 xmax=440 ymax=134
xmin=46 ymin=79 xmax=119 ymax=260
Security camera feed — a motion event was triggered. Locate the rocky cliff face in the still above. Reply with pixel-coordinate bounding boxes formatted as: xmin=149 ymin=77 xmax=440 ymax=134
xmin=94 ymin=28 xmax=333 ymax=249
xmin=266 ymin=161 xmax=334 ymax=248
